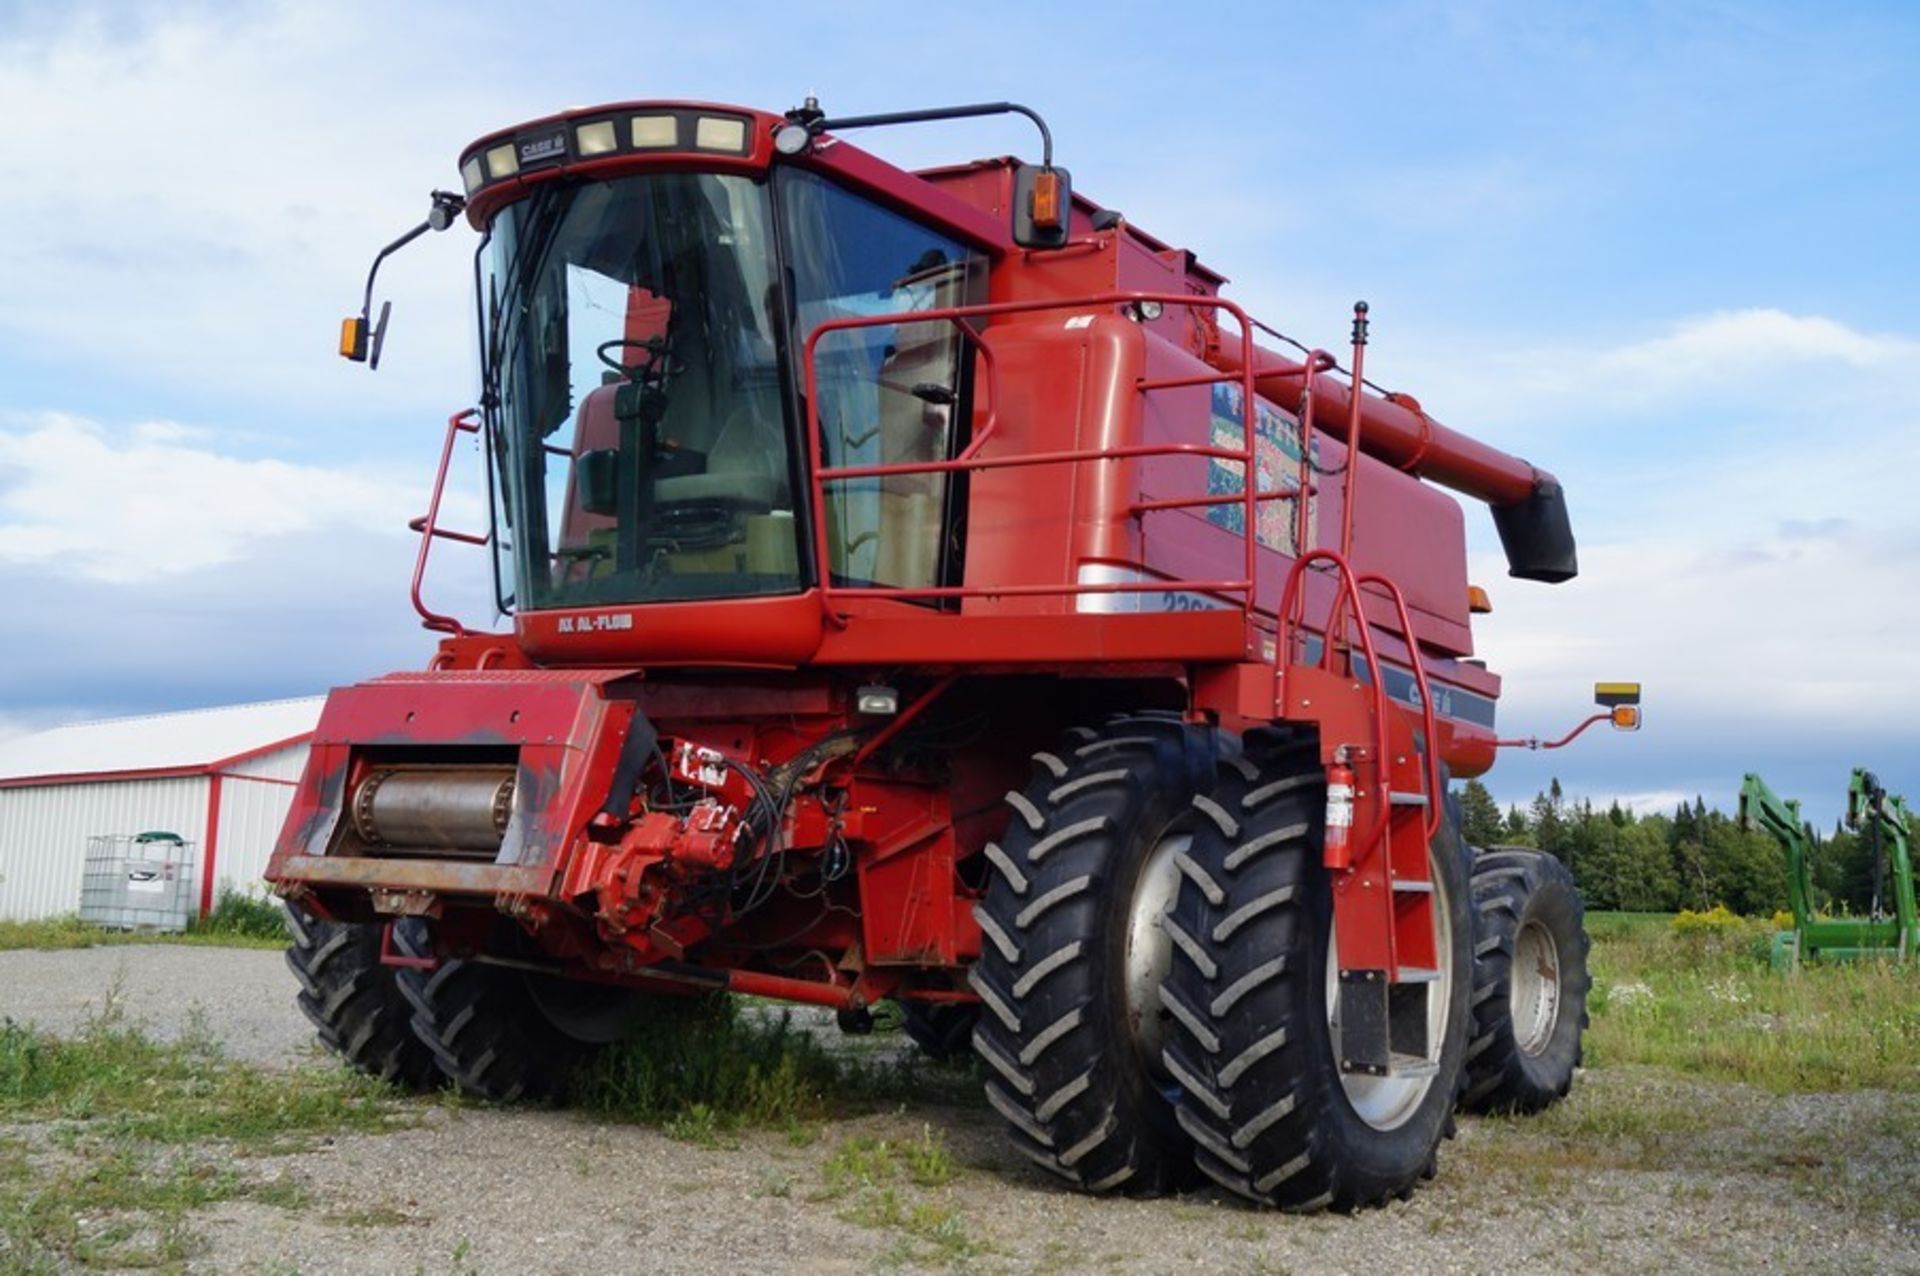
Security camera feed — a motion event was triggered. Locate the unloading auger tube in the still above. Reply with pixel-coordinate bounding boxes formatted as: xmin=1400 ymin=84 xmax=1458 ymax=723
xmin=1209 ymin=339 xmax=1577 ymax=583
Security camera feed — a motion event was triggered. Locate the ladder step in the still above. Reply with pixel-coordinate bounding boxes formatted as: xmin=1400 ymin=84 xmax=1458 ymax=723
xmin=1388 ymin=1052 xmax=1440 ymax=1079
xmin=1394 ymin=966 xmax=1442 ymax=984
xmin=1391 ymin=879 xmax=1434 ymax=894
xmin=1388 ymin=791 xmax=1429 ymax=807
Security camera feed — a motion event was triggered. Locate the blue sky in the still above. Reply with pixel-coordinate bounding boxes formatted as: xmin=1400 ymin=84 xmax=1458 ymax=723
xmin=1 ymin=1 xmax=1915 ymax=824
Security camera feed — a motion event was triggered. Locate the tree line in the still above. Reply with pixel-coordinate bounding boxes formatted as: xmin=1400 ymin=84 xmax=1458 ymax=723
xmin=1456 ymin=778 xmax=1906 ymax=916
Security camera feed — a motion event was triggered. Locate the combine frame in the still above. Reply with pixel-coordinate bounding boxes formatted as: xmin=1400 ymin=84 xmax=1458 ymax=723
xmin=270 ymin=96 xmax=1628 ymax=1209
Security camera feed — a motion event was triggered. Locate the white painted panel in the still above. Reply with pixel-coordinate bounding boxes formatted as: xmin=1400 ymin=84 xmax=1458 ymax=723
xmin=226 ymin=742 xmax=309 ymax=785
xmin=0 ymin=778 xmax=209 ymax=921
xmin=210 ymin=776 xmax=302 ymax=900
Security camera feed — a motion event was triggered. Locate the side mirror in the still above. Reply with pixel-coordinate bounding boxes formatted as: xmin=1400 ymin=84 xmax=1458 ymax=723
xmin=577 ymin=449 xmax=621 ymax=516
xmin=1013 ymin=164 xmax=1072 ymax=249
xmin=1595 ymin=681 xmax=1641 ymax=731
xmin=339 ymin=190 xmax=464 ymax=370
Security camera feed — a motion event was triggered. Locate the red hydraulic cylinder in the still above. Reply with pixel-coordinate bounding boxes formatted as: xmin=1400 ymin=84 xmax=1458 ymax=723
xmin=1211 ymin=341 xmax=1551 ymax=509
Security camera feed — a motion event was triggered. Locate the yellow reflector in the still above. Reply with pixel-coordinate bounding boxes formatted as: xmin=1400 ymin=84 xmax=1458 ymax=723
xmin=575 ymin=120 xmax=617 ymax=156
xmin=484 ymin=143 xmax=519 ymax=179
xmin=1467 ymin=584 xmax=1492 ymax=614
xmin=694 ymin=116 xmax=747 ymax=152
xmin=631 ymin=115 xmax=677 ymax=148
xmin=1593 ymin=681 xmax=1641 ymax=707
xmin=338 ymin=316 xmax=367 ymax=362
xmin=1610 ymin=705 xmax=1641 ymax=731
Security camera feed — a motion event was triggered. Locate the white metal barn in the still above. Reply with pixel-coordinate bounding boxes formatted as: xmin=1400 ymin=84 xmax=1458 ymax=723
xmin=0 ymin=699 xmax=322 ymax=922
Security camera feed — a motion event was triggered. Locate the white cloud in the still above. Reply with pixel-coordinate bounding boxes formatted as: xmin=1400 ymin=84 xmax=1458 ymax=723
xmin=1597 ymin=308 xmax=1907 ymax=375
xmin=1396 ymin=308 xmax=1920 ymax=433
xmin=1478 ymin=518 xmax=1920 ymax=732
xmin=0 ymin=5 xmax=520 ymax=416
xmin=0 ymin=412 xmax=425 ymax=581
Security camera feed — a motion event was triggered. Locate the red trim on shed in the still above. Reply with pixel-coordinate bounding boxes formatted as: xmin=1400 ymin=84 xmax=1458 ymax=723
xmin=0 ymin=732 xmax=314 ymax=790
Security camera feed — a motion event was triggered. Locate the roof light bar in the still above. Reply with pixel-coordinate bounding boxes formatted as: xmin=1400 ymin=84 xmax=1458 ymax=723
xmin=457 ymin=110 xmax=756 ymax=203
xmin=630 ymin=115 xmax=677 ymax=148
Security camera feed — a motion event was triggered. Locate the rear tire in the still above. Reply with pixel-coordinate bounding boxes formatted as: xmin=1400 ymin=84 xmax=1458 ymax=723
xmin=392 ymin=921 xmax=638 ymax=1102
xmin=900 ymin=1001 xmax=977 ymax=1062
xmin=970 ymin=714 xmax=1220 ymax=1195
xmin=1460 ymin=848 xmax=1590 ymax=1114
xmin=1161 ymin=732 xmax=1472 ymax=1210
xmin=285 ymin=907 xmax=439 ymax=1090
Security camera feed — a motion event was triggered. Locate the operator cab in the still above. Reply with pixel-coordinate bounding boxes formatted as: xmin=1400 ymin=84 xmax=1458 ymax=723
xmin=466 ymin=106 xmax=990 ymax=616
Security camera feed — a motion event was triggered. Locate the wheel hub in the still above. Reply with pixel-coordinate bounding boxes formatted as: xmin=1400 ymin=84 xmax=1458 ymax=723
xmin=1124 ymin=829 xmax=1188 ymax=1081
xmin=1509 ymin=918 xmax=1561 ymax=1057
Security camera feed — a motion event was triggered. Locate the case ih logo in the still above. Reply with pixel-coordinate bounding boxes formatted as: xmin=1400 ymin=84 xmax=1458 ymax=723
xmin=517 ymin=128 xmax=568 ymax=167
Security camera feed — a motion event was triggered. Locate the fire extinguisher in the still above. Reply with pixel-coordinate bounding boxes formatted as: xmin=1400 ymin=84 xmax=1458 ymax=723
xmin=1324 ymin=754 xmax=1355 ymax=870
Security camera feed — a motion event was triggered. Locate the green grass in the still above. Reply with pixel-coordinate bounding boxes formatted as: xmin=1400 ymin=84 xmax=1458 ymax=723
xmin=0 ymin=1003 xmax=414 ymax=1271
xmin=821 ymin=1128 xmax=980 ymax=1268
xmin=1464 ymin=1065 xmax=1920 ymax=1225
xmin=1583 ymin=910 xmax=1919 ymax=1092
xmin=0 ymin=909 xmax=286 ymax=953
xmin=190 ymin=888 xmax=290 ymax=943
xmin=568 ymin=996 xmax=979 ymax=1143
xmin=0 ymin=1011 xmax=404 ymax=1150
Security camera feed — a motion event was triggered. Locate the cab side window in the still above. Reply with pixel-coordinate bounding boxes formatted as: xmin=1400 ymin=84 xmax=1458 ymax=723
xmin=779 ymin=170 xmax=986 ymax=590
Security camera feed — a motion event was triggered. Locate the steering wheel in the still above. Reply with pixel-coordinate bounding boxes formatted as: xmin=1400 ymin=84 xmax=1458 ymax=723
xmin=596 ymin=336 xmax=679 ymax=380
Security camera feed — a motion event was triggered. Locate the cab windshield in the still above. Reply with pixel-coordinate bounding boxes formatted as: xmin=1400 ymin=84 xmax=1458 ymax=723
xmin=484 ymin=172 xmax=796 ymax=609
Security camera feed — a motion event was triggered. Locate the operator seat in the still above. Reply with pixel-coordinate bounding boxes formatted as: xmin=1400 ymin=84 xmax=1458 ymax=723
xmin=557 ymin=377 xmax=789 ymax=559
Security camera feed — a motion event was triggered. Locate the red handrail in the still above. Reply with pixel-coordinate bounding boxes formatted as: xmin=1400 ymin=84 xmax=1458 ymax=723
xmin=1356 ymin=572 xmax=1444 ymax=843
xmin=409 ymin=409 xmax=490 ymax=635
xmin=801 ymin=292 xmax=1265 ymax=625
xmin=1275 ymin=549 xmax=1392 ymax=854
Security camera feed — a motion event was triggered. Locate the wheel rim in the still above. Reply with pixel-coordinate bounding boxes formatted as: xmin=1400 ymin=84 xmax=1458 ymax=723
xmin=1509 ymin=919 xmax=1561 ymax=1057
xmin=1326 ymin=845 xmax=1454 ymax=1131
xmin=1124 ymin=828 xmax=1189 ymax=1081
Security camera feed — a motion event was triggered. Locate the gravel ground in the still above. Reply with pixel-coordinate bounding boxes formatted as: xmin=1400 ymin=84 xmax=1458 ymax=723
xmin=2 ymin=946 xmax=1915 ymax=1274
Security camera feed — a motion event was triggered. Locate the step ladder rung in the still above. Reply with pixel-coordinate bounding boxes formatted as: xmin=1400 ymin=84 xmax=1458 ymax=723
xmin=1388 ymin=791 xmax=1429 ymax=807
xmin=1394 ymin=966 xmax=1442 ymax=983
xmin=1388 ymin=1052 xmax=1440 ymax=1079
xmin=1391 ymin=879 xmax=1434 ymax=894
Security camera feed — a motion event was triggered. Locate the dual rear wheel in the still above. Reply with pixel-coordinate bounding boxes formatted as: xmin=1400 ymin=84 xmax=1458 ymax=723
xmin=971 ymin=719 xmax=1586 ymax=1210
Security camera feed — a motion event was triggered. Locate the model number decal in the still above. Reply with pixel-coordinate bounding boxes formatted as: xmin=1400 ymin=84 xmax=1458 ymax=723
xmin=554 ymin=613 xmax=635 ymax=634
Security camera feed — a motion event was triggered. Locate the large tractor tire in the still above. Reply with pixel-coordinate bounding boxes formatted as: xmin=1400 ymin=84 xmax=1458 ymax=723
xmin=970 ymin=713 xmax=1221 ymax=1195
xmin=286 ymin=907 xmax=440 ymax=1090
xmin=1160 ymin=732 xmax=1472 ymax=1211
xmin=1460 ymin=848 xmax=1590 ymax=1114
xmin=899 ymin=1001 xmax=978 ymax=1062
xmin=392 ymin=921 xmax=640 ymax=1102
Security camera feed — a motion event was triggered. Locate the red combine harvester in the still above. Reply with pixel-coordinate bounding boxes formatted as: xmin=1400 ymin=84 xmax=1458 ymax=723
xmin=270 ymin=98 xmax=1635 ymax=1209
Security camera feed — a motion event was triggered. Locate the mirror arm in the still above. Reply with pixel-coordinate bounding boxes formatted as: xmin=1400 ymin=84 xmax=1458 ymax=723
xmin=344 ymin=189 xmax=467 ymax=370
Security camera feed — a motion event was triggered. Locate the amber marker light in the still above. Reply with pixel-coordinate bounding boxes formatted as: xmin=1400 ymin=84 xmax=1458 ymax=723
xmin=1029 ymin=168 xmax=1063 ymax=231
xmin=339 ymin=316 xmax=367 ymax=362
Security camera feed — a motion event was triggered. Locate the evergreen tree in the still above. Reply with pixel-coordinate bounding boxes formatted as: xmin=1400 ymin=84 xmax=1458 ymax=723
xmin=1457 ymin=779 xmax=1504 ymax=847
xmin=1530 ymin=779 xmax=1566 ymax=858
